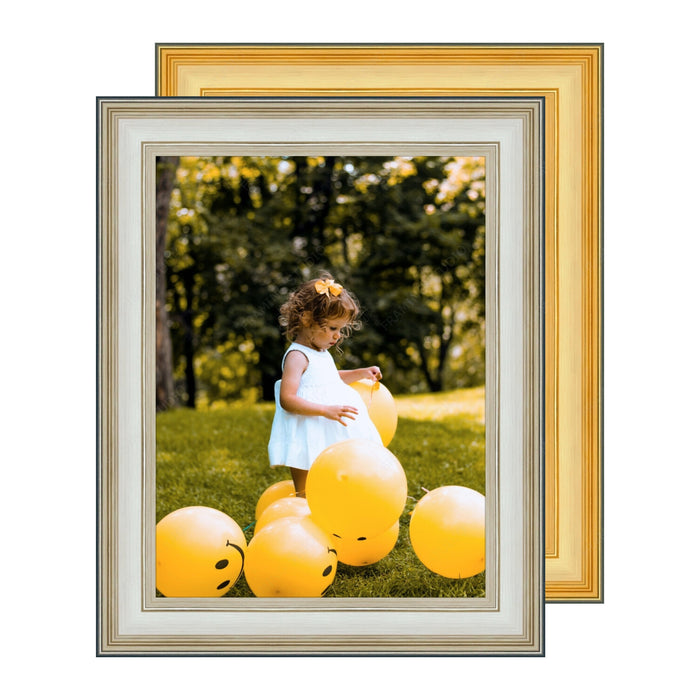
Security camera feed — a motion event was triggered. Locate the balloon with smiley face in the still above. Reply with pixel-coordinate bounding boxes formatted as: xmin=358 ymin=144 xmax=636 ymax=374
xmin=255 ymin=479 xmax=296 ymax=520
xmin=156 ymin=506 xmax=247 ymax=597
xmin=244 ymin=515 xmax=337 ymax=597
xmin=409 ymin=485 xmax=485 ymax=579
xmin=306 ymin=439 xmax=407 ymax=540
xmin=333 ymin=520 xmax=400 ymax=566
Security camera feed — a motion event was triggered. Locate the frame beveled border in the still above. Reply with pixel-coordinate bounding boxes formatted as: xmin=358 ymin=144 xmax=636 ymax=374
xmin=155 ymin=43 xmax=603 ymax=601
xmin=97 ymin=97 xmax=544 ymax=655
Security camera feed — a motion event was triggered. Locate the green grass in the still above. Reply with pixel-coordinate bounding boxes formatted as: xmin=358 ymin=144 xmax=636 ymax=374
xmin=156 ymin=387 xmax=485 ymax=598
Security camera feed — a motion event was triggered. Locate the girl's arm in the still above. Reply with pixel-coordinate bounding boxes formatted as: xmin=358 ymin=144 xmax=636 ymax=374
xmin=280 ymin=350 xmax=359 ymax=426
xmin=338 ymin=366 xmax=382 ymax=385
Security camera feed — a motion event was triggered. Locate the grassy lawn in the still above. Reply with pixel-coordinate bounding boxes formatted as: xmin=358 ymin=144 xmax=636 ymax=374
xmin=156 ymin=386 xmax=485 ymax=598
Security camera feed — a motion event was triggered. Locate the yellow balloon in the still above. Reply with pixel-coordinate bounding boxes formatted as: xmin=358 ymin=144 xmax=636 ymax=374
xmin=255 ymin=495 xmax=311 ymax=534
xmin=333 ymin=521 xmax=400 ymax=566
xmin=244 ymin=515 xmax=337 ymax=597
xmin=306 ymin=439 xmax=407 ymax=540
xmin=255 ymin=479 xmax=296 ymax=520
xmin=156 ymin=506 xmax=247 ymax=597
xmin=409 ymin=485 xmax=485 ymax=579
xmin=349 ymin=379 xmax=398 ymax=446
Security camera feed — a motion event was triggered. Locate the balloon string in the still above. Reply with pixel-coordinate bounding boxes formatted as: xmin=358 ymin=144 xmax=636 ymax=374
xmin=243 ymin=521 xmax=255 ymax=532
xmin=368 ymin=379 xmax=379 ymax=407
xmin=407 ymin=487 xmax=431 ymax=503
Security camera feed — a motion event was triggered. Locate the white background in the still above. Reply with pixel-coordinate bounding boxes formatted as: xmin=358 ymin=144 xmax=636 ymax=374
xmin=3 ymin=2 xmax=698 ymax=696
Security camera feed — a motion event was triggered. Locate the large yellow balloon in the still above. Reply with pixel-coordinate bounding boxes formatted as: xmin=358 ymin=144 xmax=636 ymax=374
xmin=244 ymin=515 xmax=337 ymax=597
xmin=255 ymin=479 xmax=296 ymax=520
xmin=334 ymin=521 xmax=400 ymax=566
xmin=349 ymin=379 xmax=398 ymax=446
xmin=409 ymin=485 xmax=485 ymax=579
xmin=156 ymin=506 xmax=247 ymax=597
xmin=255 ymin=495 xmax=311 ymax=534
xmin=306 ymin=439 xmax=407 ymax=540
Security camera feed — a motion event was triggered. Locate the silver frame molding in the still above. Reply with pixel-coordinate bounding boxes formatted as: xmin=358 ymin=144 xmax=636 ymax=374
xmin=97 ymin=97 xmax=544 ymax=655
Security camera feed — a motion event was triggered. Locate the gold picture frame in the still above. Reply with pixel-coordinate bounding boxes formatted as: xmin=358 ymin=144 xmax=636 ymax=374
xmin=155 ymin=43 xmax=602 ymax=602
xmin=97 ymin=96 xmax=544 ymax=654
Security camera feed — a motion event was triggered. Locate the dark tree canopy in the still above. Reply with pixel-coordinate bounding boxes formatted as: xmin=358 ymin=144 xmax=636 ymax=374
xmin=156 ymin=155 xmax=486 ymax=409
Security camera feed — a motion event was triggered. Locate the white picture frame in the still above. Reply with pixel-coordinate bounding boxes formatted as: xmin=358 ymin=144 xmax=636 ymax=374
xmin=97 ymin=97 xmax=544 ymax=655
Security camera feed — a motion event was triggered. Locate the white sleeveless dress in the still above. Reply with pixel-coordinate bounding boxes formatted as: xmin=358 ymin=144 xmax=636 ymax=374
xmin=268 ymin=342 xmax=382 ymax=470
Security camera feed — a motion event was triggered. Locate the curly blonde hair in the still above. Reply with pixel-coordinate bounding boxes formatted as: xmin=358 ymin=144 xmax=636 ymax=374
xmin=279 ymin=272 xmax=361 ymax=344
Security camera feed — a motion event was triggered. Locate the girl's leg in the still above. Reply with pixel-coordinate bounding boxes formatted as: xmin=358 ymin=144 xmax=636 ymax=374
xmin=289 ymin=467 xmax=308 ymax=498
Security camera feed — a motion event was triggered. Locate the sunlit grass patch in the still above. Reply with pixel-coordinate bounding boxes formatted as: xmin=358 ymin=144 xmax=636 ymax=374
xmin=156 ymin=387 xmax=485 ymax=598
xmin=395 ymin=386 xmax=484 ymax=423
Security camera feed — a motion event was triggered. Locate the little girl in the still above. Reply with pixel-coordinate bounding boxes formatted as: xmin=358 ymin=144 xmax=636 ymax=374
xmin=268 ymin=273 xmax=383 ymax=497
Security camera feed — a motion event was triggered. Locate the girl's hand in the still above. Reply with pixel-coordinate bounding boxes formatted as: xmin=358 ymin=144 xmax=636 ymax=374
xmin=323 ymin=404 xmax=359 ymax=426
xmin=364 ymin=366 xmax=382 ymax=381
xmin=337 ymin=366 xmax=382 ymax=386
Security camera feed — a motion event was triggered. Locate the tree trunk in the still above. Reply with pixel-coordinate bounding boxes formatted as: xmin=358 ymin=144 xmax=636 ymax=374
xmin=182 ymin=266 xmax=197 ymax=408
xmin=261 ymin=369 xmax=278 ymax=403
xmin=291 ymin=157 xmax=336 ymax=270
xmin=416 ymin=342 xmax=441 ymax=393
xmin=155 ymin=156 xmax=179 ymax=411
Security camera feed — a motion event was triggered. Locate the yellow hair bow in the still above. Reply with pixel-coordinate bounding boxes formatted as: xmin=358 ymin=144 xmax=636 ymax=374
xmin=314 ymin=279 xmax=344 ymax=297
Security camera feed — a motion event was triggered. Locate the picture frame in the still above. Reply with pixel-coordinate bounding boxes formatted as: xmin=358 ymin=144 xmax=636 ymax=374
xmin=155 ymin=43 xmax=603 ymax=602
xmin=97 ymin=96 xmax=544 ymax=655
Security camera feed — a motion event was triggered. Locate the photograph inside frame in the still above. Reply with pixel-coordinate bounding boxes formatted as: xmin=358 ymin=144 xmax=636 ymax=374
xmin=154 ymin=153 xmax=488 ymax=599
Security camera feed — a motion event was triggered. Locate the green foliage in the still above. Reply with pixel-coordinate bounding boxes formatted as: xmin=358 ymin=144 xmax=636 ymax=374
xmin=194 ymin=337 xmax=261 ymax=407
xmin=156 ymin=388 xmax=486 ymax=598
xmin=161 ymin=156 xmax=486 ymax=405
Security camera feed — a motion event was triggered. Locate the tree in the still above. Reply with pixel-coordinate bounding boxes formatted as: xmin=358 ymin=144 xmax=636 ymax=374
xmin=155 ymin=156 xmax=178 ymax=411
xmin=326 ymin=156 xmax=486 ymax=392
xmin=157 ymin=154 xmax=486 ymax=407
